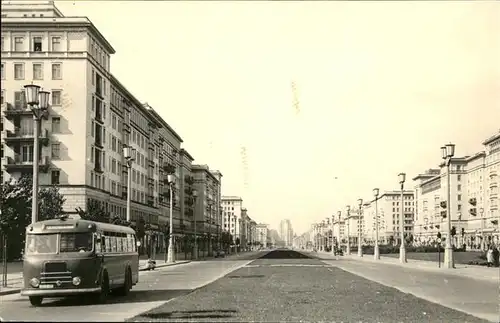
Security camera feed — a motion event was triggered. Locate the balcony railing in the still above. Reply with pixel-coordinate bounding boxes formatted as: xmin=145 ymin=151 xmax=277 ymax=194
xmin=2 ymin=155 xmax=50 ymax=172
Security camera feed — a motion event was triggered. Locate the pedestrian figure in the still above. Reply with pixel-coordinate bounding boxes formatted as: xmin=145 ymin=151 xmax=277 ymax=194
xmin=486 ymin=246 xmax=494 ymax=267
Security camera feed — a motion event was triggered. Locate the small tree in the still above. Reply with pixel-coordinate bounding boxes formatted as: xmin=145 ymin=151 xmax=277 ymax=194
xmin=0 ymin=175 xmax=65 ymax=264
xmin=75 ymin=199 xmax=109 ymax=223
xmin=39 ymin=186 xmax=66 ymax=221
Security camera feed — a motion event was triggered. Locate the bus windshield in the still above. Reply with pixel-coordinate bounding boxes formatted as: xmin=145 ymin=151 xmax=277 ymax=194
xmin=26 ymin=234 xmax=58 ymax=254
xmin=60 ymin=232 xmax=93 ymax=253
xmin=25 ymin=232 xmax=93 ymax=254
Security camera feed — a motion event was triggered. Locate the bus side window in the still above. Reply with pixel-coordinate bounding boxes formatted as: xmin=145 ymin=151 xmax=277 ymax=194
xmin=103 ymin=233 xmax=111 ymax=252
xmin=101 ymin=235 xmax=106 ymax=253
xmin=122 ymin=234 xmax=129 ymax=252
xmin=128 ymin=234 xmax=134 ymax=252
xmin=95 ymin=233 xmax=102 ymax=253
xmin=110 ymin=234 xmax=117 ymax=253
xmin=116 ymin=233 xmax=123 ymax=252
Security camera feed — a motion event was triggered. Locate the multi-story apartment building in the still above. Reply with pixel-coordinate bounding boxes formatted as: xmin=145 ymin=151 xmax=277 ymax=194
xmin=249 ymin=219 xmax=257 ymax=248
xmin=413 ymin=130 xmax=500 ymax=248
xmin=221 ymin=196 xmax=243 ymax=242
xmin=279 ymin=219 xmax=294 ymax=247
xmin=192 ymin=164 xmax=222 ymax=254
xmin=0 ymin=2 xmax=222 ymax=255
xmin=256 ymin=223 xmax=269 ymax=246
xmin=362 ymin=191 xmax=415 ymax=245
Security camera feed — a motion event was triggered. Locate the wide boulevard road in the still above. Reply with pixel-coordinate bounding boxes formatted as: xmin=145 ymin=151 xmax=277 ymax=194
xmin=0 ymin=249 xmax=496 ymax=322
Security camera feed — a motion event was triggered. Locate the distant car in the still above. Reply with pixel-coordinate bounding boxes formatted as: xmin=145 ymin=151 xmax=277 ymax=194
xmin=214 ymin=250 xmax=226 ymax=258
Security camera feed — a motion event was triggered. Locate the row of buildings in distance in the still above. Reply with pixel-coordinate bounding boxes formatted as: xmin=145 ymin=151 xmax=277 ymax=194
xmin=0 ymin=1 xmax=253 ymax=256
xmin=304 ymin=129 xmax=500 ymax=251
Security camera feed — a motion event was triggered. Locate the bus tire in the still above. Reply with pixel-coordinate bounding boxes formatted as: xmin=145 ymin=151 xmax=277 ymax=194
xmin=94 ymin=271 xmax=109 ymax=304
xmin=115 ymin=267 xmax=132 ymax=296
xmin=29 ymin=296 xmax=43 ymax=307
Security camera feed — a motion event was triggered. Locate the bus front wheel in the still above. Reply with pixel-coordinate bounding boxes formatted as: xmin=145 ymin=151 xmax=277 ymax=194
xmin=29 ymin=296 xmax=43 ymax=306
xmin=94 ymin=273 xmax=109 ymax=304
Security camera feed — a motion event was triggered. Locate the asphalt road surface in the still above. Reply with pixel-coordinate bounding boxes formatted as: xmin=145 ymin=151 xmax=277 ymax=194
xmin=0 ymin=252 xmax=265 ymax=322
xmin=0 ymin=250 xmax=493 ymax=322
xmin=129 ymin=250 xmax=491 ymax=323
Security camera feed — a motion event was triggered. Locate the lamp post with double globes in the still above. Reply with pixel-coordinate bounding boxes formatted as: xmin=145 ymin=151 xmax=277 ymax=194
xmin=373 ymin=188 xmax=380 ymax=260
xmin=398 ymin=173 xmax=407 ymax=263
xmin=337 ymin=211 xmax=342 ymax=259
xmin=166 ymin=174 xmax=177 ymax=263
xmin=345 ymin=205 xmax=351 ymax=255
xmin=441 ymin=143 xmax=455 ymax=269
xmin=123 ymin=146 xmax=134 ymax=222
xmin=192 ymin=189 xmax=198 ymax=260
xmin=24 ymin=84 xmax=50 ymax=224
xmin=357 ymin=198 xmax=363 ymax=257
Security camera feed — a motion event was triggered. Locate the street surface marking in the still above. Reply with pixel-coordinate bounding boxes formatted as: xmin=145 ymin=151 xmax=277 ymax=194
xmin=245 ymin=264 xmax=333 ymax=268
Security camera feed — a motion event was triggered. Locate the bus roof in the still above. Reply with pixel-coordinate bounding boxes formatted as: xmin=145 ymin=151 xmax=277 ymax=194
xmin=27 ymin=217 xmax=137 ymax=235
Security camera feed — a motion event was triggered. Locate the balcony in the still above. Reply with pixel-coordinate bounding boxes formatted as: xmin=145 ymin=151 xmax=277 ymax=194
xmin=3 ymin=128 xmax=50 ymax=146
xmin=2 ymin=103 xmax=32 ymax=119
xmin=2 ymin=155 xmax=50 ymax=173
xmin=147 ymin=195 xmax=154 ymax=207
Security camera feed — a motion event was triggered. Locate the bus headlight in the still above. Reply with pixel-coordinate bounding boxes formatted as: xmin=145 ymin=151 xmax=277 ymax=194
xmin=30 ymin=278 xmax=40 ymax=288
xmin=72 ymin=276 xmax=81 ymax=286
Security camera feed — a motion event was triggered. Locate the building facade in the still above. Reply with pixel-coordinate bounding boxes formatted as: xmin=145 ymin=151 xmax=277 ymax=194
xmin=192 ymin=164 xmax=222 ymax=255
xmin=362 ymin=191 xmax=415 ymax=245
xmin=413 ymin=130 xmax=500 ymax=249
xmin=0 ymin=2 xmax=223 ymax=256
xmin=256 ymin=223 xmax=269 ymax=246
xmin=279 ymin=219 xmax=294 ymax=247
xmin=221 ymin=196 xmax=243 ymax=242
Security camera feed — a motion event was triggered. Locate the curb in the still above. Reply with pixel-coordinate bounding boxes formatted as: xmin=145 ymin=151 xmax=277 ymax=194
xmin=138 ymin=260 xmax=191 ymax=271
xmin=0 ymin=260 xmax=193 ymax=296
xmin=333 ymin=254 xmax=499 ymax=283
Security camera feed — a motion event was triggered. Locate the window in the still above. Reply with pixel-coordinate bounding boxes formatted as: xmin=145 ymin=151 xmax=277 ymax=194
xmin=51 ymin=63 xmax=62 ymax=80
xmin=1 ymin=37 xmax=4 ymax=51
xmin=1 ymin=63 xmax=4 ymax=79
xmin=14 ymin=63 xmax=24 ymax=80
xmin=14 ymin=37 xmax=24 ymax=51
xmin=0 ymin=90 xmax=4 ymax=104
xmin=51 ymin=117 xmax=61 ymax=133
xmin=51 ymin=170 xmax=60 ymax=185
xmin=25 ymin=234 xmax=57 ymax=254
xmin=33 ymin=36 xmax=42 ymax=52
xmin=51 ymin=143 xmax=60 ymax=159
xmin=14 ymin=91 xmax=26 ymax=109
xmin=21 ymin=145 xmax=34 ymax=162
xmin=51 ymin=90 xmax=61 ymax=106
xmin=51 ymin=36 xmax=61 ymax=51
xmin=33 ymin=63 xmax=43 ymax=80
xmin=60 ymin=233 xmax=92 ymax=253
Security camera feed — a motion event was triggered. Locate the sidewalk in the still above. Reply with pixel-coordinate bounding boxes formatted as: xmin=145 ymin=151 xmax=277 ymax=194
xmin=315 ymin=251 xmax=499 ymax=282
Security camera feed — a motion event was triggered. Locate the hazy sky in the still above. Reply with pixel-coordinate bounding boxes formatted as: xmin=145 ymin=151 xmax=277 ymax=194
xmin=56 ymin=1 xmax=499 ymax=234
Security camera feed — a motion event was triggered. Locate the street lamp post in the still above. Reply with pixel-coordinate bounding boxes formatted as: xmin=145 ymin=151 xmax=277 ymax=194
xmin=123 ymin=146 xmax=134 ymax=223
xmin=24 ymin=84 xmax=50 ymax=224
xmin=337 ymin=211 xmax=341 ymax=259
xmin=373 ymin=188 xmax=380 ymax=260
xmin=192 ymin=189 xmax=198 ymax=260
xmin=441 ymin=143 xmax=455 ymax=269
xmin=166 ymin=174 xmax=176 ymax=263
xmin=480 ymin=207 xmax=485 ymax=251
xmin=331 ymin=215 xmax=336 ymax=255
xmin=357 ymin=199 xmax=363 ymax=257
xmin=398 ymin=173 xmax=407 ymax=263
xmin=345 ymin=205 xmax=351 ymax=255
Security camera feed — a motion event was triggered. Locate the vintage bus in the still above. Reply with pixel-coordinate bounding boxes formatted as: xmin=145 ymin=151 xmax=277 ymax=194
xmin=21 ymin=216 xmax=140 ymax=306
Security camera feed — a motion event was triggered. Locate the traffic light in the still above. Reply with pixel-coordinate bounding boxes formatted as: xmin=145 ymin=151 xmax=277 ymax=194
xmin=437 ymin=232 xmax=442 ymax=239
xmin=451 ymin=226 xmax=456 ymax=237
xmin=461 ymin=227 xmax=465 ymax=236
xmin=440 ymin=201 xmax=447 ymax=218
